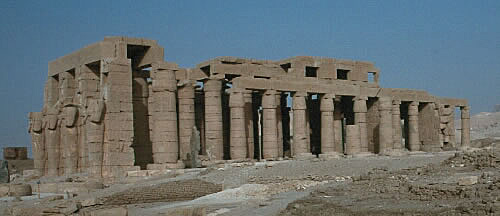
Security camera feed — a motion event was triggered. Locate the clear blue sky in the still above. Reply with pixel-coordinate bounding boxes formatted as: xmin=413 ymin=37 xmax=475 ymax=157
xmin=0 ymin=0 xmax=499 ymax=152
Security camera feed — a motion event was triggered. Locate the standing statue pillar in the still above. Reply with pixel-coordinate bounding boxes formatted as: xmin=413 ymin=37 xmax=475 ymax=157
xmin=354 ymin=97 xmax=369 ymax=153
xmin=29 ymin=112 xmax=45 ymax=176
xmin=378 ymin=97 xmax=393 ymax=154
xmin=262 ymin=90 xmax=278 ymax=159
xmin=45 ymin=105 xmax=60 ymax=176
xmin=408 ymin=101 xmax=420 ymax=151
xmin=204 ymin=79 xmax=224 ymax=160
xmin=292 ymin=92 xmax=312 ymax=158
xmin=319 ymin=93 xmax=339 ymax=158
xmin=243 ymin=90 xmax=254 ymax=159
xmin=229 ymin=88 xmax=247 ymax=159
xmin=62 ymin=105 xmax=79 ymax=174
xmin=460 ymin=106 xmax=470 ymax=148
xmin=392 ymin=100 xmax=403 ymax=150
xmin=86 ymin=99 xmax=105 ymax=177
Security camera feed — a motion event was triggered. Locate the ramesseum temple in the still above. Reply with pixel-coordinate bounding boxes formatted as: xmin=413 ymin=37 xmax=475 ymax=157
xmin=28 ymin=37 xmax=470 ymax=178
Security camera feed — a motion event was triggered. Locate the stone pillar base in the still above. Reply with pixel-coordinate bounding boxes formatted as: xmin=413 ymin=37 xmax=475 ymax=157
xmin=379 ymin=149 xmax=408 ymax=157
xmin=293 ymin=153 xmax=316 ymax=160
xmin=349 ymin=152 xmax=375 ymax=158
xmin=147 ymin=161 xmax=185 ymax=170
xmin=318 ymin=152 xmax=343 ymax=160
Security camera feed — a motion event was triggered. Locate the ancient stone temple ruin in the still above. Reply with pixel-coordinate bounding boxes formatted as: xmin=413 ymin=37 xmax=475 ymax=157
xmin=28 ymin=37 xmax=470 ymax=178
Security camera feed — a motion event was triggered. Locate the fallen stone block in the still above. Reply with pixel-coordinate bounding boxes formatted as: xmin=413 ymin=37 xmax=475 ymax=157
xmin=89 ymin=206 xmax=128 ymax=216
xmin=127 ymin=170 xmax=149 ymax=177
xmin=147 ymin=169 xmax=172 ymax=176
xmin=8 ymin=183 xmax=32 ymax=197
xmin=79 ymin=197 xmax=103 ymax=207
xmin=458 ymin=176 xmax=478 ymax=186
xmin=0 ymin=184 xmax=9 ymax=197
xmin=160 ymin=206 xmax=206 ymax=216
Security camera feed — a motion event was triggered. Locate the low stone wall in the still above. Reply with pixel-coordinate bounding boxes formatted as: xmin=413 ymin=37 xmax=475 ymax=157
xmin=101 ymin=179 xmax=222 ymax=205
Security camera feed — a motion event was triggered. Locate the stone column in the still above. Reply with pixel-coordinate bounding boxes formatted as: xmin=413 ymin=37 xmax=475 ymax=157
xmin=276 ymin=93 xmax=284 ymax=158
xmin=408 ymin=101 xmax=420 ymax=151
xmin=243 ymin=90 xmax=254 ymax=159
xmin=292 ymin=92 xmax=312 ymax=157
xmin=262 ymin=90 xmax=278 ymax=159
xmin=62 ymin=105 xmax=79 ymax=174
xmin=378 ymin=97 xmax=393 ymax=154
xmin=178 ymin=81 xmax=196 ymax=161
xmin=204 ymin=79 xmax=224 ymax=160
xmin=345 ymin=125 xmax=360 ymax=155
xmin=150 ymin=62 xmax=179 ymax=165
xmin=460 ymin=106 xmax=470 ymax=148
xmin=229 ymin=89 xmax=247 ymax=160
xmin=392 ymin=100 xmax=403 ymax=150
xmin=354 ymin=97 xmax=369 ymax=153
xmin=319 ymin=93 xmax=337 ymax=157
xmin=29 ymin=112 xmax=45 ymax=176
xmin=333 ymin=98 xmax=343 ymax=154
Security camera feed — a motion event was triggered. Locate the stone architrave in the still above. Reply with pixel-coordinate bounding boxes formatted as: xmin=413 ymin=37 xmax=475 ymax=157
xmin=204 ymin=79 xmax=224 ymax=160
xmin=62 ymin=105 xmax=79 ymax=174
xmin=392 ymin=100 xmax=403 ymax=150
xmin=320 ymin=93 xmax=336 ymax=154
xmin=354 ymin=97 xmax=369 ymax=153
xmin=86 ymin=99 xmax=105 ymax=177
xmin=292 ymin=92 xmax=312 ymax=157
xmin=229 ymin=88 xmax=247 ymax=159
xmin=378 ymin=97 xmax=393 ymax=154
xmin=29 ymin=112 xmax=45 ymax=176
xmin=262 ymin=90 xmax=278 ymax=159
xmin=460 ymin=106 xmax=470 ymax=148
xmin=408 ymin=101 xmax=420 ymax=151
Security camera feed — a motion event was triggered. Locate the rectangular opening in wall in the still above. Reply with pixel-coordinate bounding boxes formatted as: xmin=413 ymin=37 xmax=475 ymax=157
xmin=221 ymin=61 xmax=241 ymax=65
xmin=368 ymin=72 xmax=376 ymax=82
xmin=337 ymin=69 xmax=349 ymax=80
xmin=280 ymin=63 xmax=291 ymax=73
xmin=305 ymin=66 xmax=318 ymax=77
xmin=254 ymin=76 xmax=270 ymax=79
xmin=200 ymin=66 xmax=210 ymax=77
xmin=225 ymin=74 xmax=241 ymax=81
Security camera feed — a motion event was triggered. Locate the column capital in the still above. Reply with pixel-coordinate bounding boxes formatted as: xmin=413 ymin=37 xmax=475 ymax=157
xmin=353 ymin=97 xmax=367 ymax=113
xmin=229 ymin=89 xmax=245 ymax=108
xmin=378 ymin=97 xmax=392 ymax=111
xmin=461 ymin=106 xmax=470 ymax=119
xmin=262 ymin=90 xmax=277 ymax=109
xmin=408 ymin=101 xmax=419 ymax=116
xmin=293 ymin=92 xmax=307 ymax=110
xmin=204 ymin=79 xmax=222 ymax=91
xmin=320 ymin=94 xmax=335 ymax=112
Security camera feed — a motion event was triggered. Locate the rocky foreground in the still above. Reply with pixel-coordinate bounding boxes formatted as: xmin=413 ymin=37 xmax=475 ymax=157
xmin=0 ymin=139 xmax=498 ymax=215
xmin=279 ymin=143 xmax=500 ymax=216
